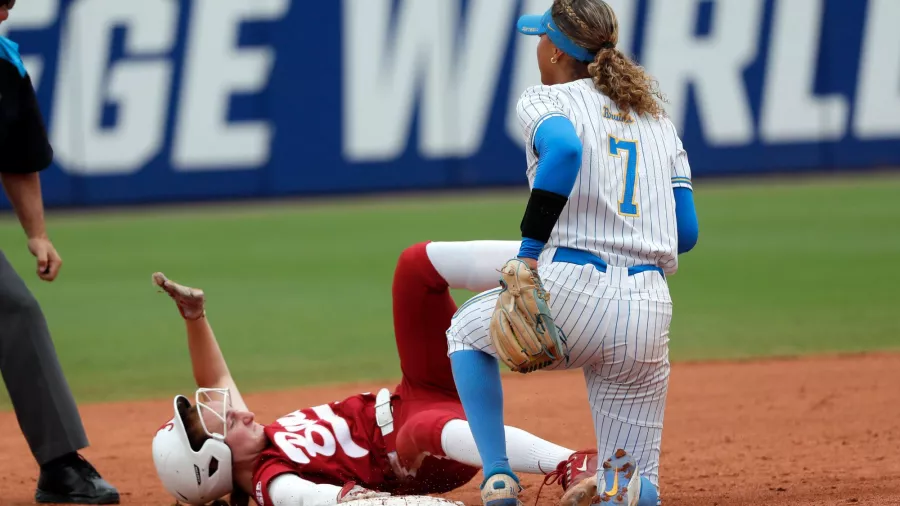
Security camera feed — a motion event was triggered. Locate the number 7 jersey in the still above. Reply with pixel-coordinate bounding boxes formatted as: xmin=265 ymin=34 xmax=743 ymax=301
xmin=516 ymin=79 xmax=693 ymax=275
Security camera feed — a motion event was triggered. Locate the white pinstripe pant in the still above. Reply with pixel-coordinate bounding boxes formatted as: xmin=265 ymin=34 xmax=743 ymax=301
xmin=446 ymin=248 xmax=673 ymax=487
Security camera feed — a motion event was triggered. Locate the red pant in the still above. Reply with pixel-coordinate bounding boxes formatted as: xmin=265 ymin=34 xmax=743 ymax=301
xmin=386 ymin=242 xmax=479 ymax=494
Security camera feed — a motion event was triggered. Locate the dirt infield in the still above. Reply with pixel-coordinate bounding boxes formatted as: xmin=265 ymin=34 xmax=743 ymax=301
xmin=1 ymin=353 xmax=898 ymax=506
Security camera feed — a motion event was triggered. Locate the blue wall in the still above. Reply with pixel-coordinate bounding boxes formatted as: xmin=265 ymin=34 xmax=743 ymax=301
xmin=1 ymin=0 xmax=898 ymax=208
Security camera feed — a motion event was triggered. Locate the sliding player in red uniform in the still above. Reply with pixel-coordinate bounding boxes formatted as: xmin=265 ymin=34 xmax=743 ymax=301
xmin=151 ymin=241 xmax=598 ymax=506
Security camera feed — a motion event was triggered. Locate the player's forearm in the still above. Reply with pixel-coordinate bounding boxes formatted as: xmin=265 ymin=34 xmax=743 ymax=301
xmin=184 ymin=318 xmax=247 ymax=410
xmin=673 ymin=187 xmax=699 ymax=254
xmin=0 ymin=172 xmax=48 ymax=239
xmin=185 ymin=318 xmax=232 ymax=387
xmin=268 ymin=474 xmax=343 ymax=506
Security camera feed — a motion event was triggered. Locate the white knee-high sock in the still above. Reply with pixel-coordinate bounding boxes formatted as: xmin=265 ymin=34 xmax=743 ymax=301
xmin=440 ymin=420 xmax=574 ymax=475
xmin=426 ymin=241 xmax=519 ymax=292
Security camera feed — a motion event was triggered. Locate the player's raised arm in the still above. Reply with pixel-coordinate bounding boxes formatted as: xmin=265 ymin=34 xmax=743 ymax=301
xmin=152 ymin=273 xmax=249 ymax=411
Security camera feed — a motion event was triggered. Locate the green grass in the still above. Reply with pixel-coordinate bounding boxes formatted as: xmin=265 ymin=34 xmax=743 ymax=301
xmin=669 ymin=175 xmax=900 ymax=359
xmin=0 ymin=175 xmax=898 ymax=410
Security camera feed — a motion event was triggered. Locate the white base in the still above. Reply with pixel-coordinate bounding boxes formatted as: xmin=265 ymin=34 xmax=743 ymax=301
xmin=340 ymin=496 xmax=465 ymax=506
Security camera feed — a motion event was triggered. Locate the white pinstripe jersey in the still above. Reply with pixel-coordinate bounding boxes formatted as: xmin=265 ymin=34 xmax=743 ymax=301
xmin=516 ymin=78 xmax=693 ymax=275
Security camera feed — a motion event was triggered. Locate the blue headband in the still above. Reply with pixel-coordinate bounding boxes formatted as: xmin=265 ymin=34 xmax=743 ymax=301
xmin=516 ymin=9 xmax=604 ymax=63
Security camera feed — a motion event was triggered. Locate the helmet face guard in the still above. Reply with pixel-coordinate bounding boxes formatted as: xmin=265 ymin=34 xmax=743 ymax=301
xmin=151 ymin=391 xmax=234 ymax=505
xmin=196 ymin=387 xmax=232 ymax=441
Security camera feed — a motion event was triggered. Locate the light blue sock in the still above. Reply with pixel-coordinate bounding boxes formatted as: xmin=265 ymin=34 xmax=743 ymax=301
xmin=450 ymin=350 xmax=516 ymax=482
xmin=637 ymin=477 xmax=659 ymax=506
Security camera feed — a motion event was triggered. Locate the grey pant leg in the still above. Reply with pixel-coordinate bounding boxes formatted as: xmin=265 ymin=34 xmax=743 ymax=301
xmin=0 ymin=250 xmax=88 ymax=465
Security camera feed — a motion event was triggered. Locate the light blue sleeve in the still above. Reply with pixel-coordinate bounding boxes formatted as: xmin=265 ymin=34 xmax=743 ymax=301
xmin=531 ymin=115 xmax=582 ymax=196
xmin=517 ymin=115 xmax=582 ymax=259
xmin=674 ymin=187 xmax=699 ymax=254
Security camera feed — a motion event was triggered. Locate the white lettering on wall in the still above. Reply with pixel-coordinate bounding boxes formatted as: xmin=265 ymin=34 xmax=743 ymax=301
xmin=52 ymin=0 xmax=177 ymax=175
xmin=343 ymin=0 xmax=517 ymax=162
xmin=854 ymin=0 xmax=900 ymax=140
xmin=760 ymin=0 xmax=848 ymax=143
xmin=643 ymin=0 xmax=764 ymax=144
xmin=173 ymin=0 xmax=289 ymax=170
xmin=505 ymin=0 xmax=549 ymax=149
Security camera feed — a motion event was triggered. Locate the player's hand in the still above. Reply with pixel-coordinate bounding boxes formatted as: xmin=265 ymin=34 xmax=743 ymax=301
xmin=27 ymin=236 xmax=62 ymax=282
xmin=516 ymin=256 xmax=539 ymax=270
xmin=490 ymin=258 xmax=568 ymax=374
xmin=337 ymin=482 xmax=391 ymax=503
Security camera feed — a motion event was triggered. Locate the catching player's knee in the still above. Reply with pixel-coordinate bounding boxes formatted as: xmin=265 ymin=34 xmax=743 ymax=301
xmin=629 ymin=338 xmax=670 ymax=371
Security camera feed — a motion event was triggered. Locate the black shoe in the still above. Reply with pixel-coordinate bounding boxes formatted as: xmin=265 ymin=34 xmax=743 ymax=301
xmin=35 ymin=453 xmax=120 ymax=504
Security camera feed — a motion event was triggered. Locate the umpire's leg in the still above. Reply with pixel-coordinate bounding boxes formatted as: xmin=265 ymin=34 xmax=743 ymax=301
xmin=0 ymin=250 xmax=88 ymax=464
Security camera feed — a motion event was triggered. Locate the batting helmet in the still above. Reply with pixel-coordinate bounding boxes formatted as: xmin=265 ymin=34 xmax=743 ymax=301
xmin=151 ymin=394 xmax=233 ymax=505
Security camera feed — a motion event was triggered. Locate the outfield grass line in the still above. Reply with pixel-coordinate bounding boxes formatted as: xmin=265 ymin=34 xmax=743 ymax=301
xmin=1 ymin=169 xmax=898 ymax=225
xmin=0 ymin=186 xmax=530 ymax=224
xmin=665 ymin=348 xmax=900 ymax=366
xmin=689 ymin=166 xmax=900 ymax=188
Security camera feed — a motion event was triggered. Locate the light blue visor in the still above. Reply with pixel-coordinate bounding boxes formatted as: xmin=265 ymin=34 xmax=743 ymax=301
xmin=516 ymin=9 xmax=595 ymax=63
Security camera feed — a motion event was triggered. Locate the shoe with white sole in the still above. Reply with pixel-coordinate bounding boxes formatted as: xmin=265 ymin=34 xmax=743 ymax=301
xmin=480 ymin=472 xmax=522 ymax=506
xmin=596 ymin=449 xmax=641 ymax=505
xmin=559 ymin=449 xmax=642 ymax=506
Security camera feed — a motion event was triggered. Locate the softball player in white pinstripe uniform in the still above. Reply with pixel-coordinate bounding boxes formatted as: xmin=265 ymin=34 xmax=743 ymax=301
xmin=445 ymin=2 xmax=699 ymax=506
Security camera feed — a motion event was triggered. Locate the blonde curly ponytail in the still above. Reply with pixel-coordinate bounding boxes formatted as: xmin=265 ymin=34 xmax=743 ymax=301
xmin=588 ymin=46 xmax=665 ymax=119
xmin=552 ymin=0 xmax=666 ymax=119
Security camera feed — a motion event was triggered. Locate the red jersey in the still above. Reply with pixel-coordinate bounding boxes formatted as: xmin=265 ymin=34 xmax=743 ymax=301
xmin=249 ymin=384 xmax=478 ymax=506
xmin=251 ymin=393 xmax=396 ymax=506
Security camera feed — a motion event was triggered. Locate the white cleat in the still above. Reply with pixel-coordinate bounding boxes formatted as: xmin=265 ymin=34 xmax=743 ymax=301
xmin=480 ymin=473 xmax=522 ymax=506
xmin=559 ymin=449 xmax=641 ymax=506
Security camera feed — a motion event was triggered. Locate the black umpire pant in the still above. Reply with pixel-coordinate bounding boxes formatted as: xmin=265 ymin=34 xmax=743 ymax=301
xmin=0 ymin=250 xmax=88 ymax=465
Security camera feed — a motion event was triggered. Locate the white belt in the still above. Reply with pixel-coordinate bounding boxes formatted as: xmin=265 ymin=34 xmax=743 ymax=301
xmin=374 ymin=388 xmax=394 ymax=437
